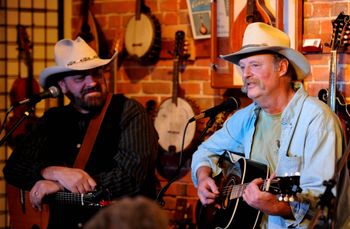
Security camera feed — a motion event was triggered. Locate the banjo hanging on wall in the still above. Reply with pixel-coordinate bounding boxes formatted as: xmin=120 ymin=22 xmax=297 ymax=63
xmin=154 ymin=31 xmax=198 ymax=179
xmin=124 ymin=0 xmax=161 ymax=65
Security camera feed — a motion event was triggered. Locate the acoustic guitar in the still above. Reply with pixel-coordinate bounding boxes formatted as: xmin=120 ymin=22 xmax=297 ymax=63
xmin=154 ymin=31 xmax=197 ymax=179
xmin=318 ymin=12 xmax=350 ymax=141
xmin=6 ymin=183 xmax=111 ymax=229
xmin=196 ymin=153 xmax=302 ymax=229
xmin=124 ymin=0 xmax=161 ymax=65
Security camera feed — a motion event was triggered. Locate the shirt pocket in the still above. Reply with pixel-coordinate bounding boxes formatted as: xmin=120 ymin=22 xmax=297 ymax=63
xmin=275 ymin=155 xmax=302 ymax=176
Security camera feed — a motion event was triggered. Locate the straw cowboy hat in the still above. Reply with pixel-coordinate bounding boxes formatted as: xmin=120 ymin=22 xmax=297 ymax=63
xmin=39 ymin=36 xmax=117 ymax=88
xmin=220 ymin=22 xmax=310 ymax=80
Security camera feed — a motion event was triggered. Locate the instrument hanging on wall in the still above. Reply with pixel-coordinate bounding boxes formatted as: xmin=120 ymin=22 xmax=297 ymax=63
xmin=77 ymin=0 xmax=98 ymax=54
xmin=6 ymin=25 xmax=40 ymax=148
xmin=6 ymin=26 xmax=48 ymax=229
xmin=154 ymin=31 xmax=197 ymax=179
xmin=232 ymin=0 xmax=276 ymax=52
xmin=124 ymin=0 xmax=161 ymax=65
xmin=318 ymin=12 xmax=350 ymax=141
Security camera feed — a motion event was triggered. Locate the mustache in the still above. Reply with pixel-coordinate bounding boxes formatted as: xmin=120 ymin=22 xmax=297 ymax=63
xmin=241 ymin=79 xmax=262 ymax=93
xmin=82 ymin=85 xmax=102 ymax=96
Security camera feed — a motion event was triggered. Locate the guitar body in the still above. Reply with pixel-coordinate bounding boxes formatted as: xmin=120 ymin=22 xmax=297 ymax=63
xmin=6 ymin=183 xmax=111 ymax=229
xmin=196 ymin=157 xmax=268 ymax=229
xmin=6 ymin=184 xmax=49 ymax=229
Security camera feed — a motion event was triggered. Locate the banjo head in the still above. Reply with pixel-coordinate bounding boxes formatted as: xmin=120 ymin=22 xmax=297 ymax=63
xmin=125 ymin=14 xmax=156 ymax=58
xmin=154 ymin=98 xmax=196 ymax=153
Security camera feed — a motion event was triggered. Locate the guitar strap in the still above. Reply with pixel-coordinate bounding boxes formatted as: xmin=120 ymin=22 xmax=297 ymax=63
xmin=73 ymin=93 xmax=112 ymax=169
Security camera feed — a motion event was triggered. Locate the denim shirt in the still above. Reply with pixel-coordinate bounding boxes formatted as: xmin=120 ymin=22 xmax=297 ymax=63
xmin=191 ymin=85 xmax=350 ymax=228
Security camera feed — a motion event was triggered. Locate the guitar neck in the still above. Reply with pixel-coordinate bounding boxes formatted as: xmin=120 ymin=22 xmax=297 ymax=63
xmin=228 ymin=178 xmax=298 ymax=200
xmin=328 ymin=50 xmax=338 ymax=111
xmin=45 ymin=191 xmax=103 ymax=208
xmin=229 ymin=183 xmax=249 ymax=200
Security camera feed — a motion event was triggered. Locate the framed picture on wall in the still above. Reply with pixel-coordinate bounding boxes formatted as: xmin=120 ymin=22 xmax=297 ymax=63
xmin=186 ymin=0 xmax=211 ymax=39
xmin=210 ymin=0 xmax=303 ymax=88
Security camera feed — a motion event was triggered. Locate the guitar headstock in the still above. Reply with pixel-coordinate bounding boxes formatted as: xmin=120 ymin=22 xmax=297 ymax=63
xmin=328 ymin=11 xmax=350 ymax=51
xmin=264 ymin=174 xmax=302 ymax=202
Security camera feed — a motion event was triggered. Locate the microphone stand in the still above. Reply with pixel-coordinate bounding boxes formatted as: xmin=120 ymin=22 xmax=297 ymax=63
xmin=156 ymin=115 xmax=217 ymax=206
xmin=0 ymin=107 xmax=34 ymax=147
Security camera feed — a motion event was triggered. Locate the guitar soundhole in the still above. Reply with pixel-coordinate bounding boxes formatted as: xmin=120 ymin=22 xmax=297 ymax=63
xmin=32 ymin=225 xmax=41 ymax=229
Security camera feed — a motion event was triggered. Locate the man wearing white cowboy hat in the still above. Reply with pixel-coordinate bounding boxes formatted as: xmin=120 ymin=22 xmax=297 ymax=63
xmin=4 ymin=37 xmax=159 ymax=229
xmin=192 ymin=22 xmax=350 ymax=228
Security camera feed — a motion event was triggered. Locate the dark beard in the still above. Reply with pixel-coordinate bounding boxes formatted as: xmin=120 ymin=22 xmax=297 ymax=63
xmin=69 ymin=86 xmax=107 ymax=113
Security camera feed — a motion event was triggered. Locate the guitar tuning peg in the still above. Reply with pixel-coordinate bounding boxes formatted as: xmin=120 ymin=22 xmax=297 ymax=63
xmin=288 ymin=196 xmax=295 ymax=202
xmin=278 ymin=195 xmax=284 ymax=202
xmin=294 ymin=172 xmax=300 ymax=176
xmin=283 ymin=195 xmax=289 ymax=202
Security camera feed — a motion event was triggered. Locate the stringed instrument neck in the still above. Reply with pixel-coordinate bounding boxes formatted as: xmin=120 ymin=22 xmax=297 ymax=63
xmin=171 ymin=31 xmax=185 ymax=105
xmin=227 ymin=176 xmax=301 ymax=202
xmin=328 ymin=50 xmax=338 ymax=111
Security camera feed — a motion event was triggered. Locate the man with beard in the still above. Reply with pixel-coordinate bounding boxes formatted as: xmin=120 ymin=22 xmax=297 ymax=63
xmin=3 ymin=37 xmax=159 ymax=228
xmin=192 ymin=23 xmax=350 ymax=228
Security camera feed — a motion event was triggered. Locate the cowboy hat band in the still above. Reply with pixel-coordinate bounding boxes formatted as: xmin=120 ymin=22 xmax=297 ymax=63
xmin=220 ymin=22 xmax=310 ymax=80
xmin=39 ymin=36 xmax=117 ymax=88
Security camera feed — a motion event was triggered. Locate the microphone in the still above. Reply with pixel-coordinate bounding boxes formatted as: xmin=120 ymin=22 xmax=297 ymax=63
xmin=189 ymin=97 xmax=240 ymax=123
xmin=13 ymin=86 xmax=61 ymax=107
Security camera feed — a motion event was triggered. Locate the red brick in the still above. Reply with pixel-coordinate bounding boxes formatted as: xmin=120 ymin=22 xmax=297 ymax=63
xmin=142 ymin=82 xmax=171 ymax=94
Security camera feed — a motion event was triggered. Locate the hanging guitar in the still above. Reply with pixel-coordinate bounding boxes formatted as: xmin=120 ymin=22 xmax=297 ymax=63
xmin=6 ymin=25 xmax=40 ymax=148
xmin=124 ymin=0 xmax=161 ymax=65
xmin=232 ymin=0 xmax=276 ymax=52
xmin=154 ymin=31 xmax=198 ymax=179
xmin=318 ymin=12 xmax=350 ymax=141
xmin=196 ymin=153 xmax=302 ymax=229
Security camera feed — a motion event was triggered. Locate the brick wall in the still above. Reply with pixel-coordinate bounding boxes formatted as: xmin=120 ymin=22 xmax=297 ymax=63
xmin=71 ymin=0 xmax=350 ymax=227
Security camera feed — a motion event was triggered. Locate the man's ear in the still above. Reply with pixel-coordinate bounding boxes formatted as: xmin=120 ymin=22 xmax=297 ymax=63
xmin=58 ymin=80 xmax=67 ymax=93
xmin=279 ymin=59 xmax=289 ymax=77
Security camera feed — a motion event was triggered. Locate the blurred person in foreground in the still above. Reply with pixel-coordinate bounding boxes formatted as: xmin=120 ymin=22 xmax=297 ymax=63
xmin=83 ymin=196 xmax=168 ymax=229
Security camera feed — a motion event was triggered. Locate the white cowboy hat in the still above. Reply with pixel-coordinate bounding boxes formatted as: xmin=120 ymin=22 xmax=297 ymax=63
xmin=39 ymin=36 xmax=117 ymax=88
xmin=220 ymin=22 xmax=310 ymax=80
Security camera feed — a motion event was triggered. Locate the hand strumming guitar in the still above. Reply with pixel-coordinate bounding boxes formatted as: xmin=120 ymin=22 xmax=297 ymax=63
xmin=196 ymin=166 xmax=219 ymax=207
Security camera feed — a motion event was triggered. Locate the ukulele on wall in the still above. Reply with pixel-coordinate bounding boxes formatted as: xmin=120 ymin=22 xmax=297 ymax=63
xmin=154 ymin=31 xmax=197 ymax=179
xmin=318 ymin=12 xmax=350 ymax=141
